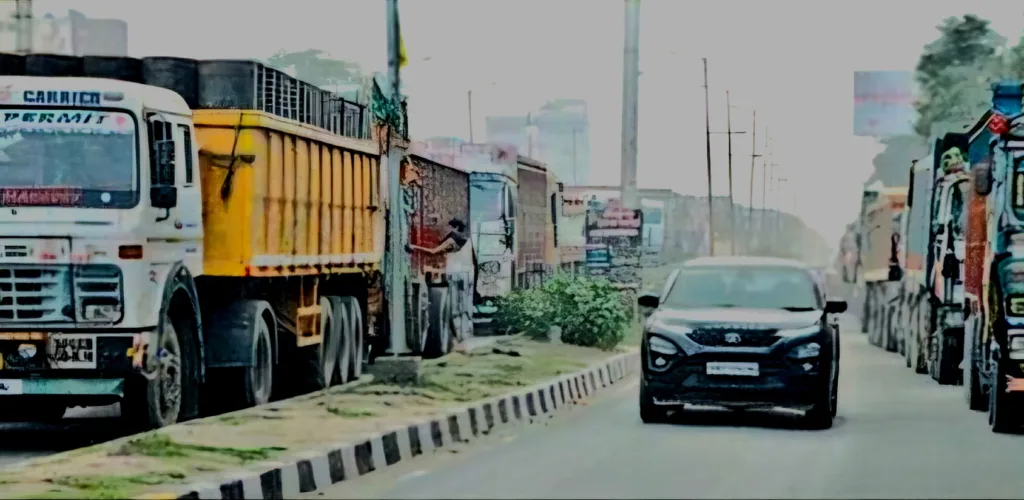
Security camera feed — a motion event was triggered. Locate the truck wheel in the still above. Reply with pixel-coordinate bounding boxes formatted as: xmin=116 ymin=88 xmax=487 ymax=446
xmin=339 ymin=297 xmax=364 ymax=380
xmin=0 ymin=401 xmax=65 ymax=422
xmin=934 ymin=328 xmax=962 ymax=385
xmin=316 ymin=297 xmax=341 ymax=389
xmin=965 ymin=337 xmax=986 ymax=411
xmin=326 ymin=297 xmax=352 ymax=385
xmin=424 ymin=287 xmax=452 ymax=359
xmin=122 ymin=307 xmax=199 ymax=430
xmin=244 ymin=311 xmax=275 ymax=406
xmin=989 ymin=361 xmax=1024 ymax=434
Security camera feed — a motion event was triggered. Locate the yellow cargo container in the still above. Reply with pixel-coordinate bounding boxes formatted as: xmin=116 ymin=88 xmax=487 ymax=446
xmin=194 ymin=110 xmax=382 ymax=277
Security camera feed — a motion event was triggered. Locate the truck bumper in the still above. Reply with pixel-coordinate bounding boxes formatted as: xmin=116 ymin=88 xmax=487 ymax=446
xmin=0 ymin=377 xmax=124 ymax=397
xmin=0 ymin=330 xmax=155 ymax=386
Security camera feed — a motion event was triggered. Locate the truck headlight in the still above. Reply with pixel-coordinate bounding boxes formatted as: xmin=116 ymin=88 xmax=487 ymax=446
xmin=1008 ymin=331 xmax=1024 ymax=360
xmin=83 ymin=304 xmax=120 ymax=322
xmin=789 ymin=342 xmax=821 ymax=359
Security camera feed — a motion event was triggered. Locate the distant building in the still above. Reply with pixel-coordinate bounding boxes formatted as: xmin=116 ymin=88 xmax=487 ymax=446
xmin=485 ymin=98 xmax=591 ymax=186
xmin=0 ymin=8 xmax=127 ymax=56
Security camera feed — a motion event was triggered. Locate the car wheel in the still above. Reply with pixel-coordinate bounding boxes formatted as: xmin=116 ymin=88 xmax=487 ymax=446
xmin=804 ymin=374 xmax=834 ymax=430
xmin=639 ymin=380 xmax=669 ymax=424
xmin=830 ymin=375 xmax=839 ymax=418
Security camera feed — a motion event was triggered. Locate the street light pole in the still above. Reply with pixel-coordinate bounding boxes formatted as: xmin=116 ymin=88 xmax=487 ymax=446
xmin=384 ymin=0 xmax=409 ymax=354
xmin=620 ymin=0 xmax=641 ymax=210
xmin=467 ymin=90 xmax=474 ymax=144
xmin=702 ymin=58 xmax=714 ymax=256
xmin=725 ymin=90 xmax=735 ymax=256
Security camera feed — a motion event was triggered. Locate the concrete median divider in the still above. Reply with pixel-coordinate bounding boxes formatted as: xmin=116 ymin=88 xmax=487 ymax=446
xmin=155 ymin=352 xmax=640 ymax=499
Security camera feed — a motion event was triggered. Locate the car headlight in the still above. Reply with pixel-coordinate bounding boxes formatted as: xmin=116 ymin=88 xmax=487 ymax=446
xmin=1008 ymin=330 xmax=1024 ymax=360
xmin=775 ymin=325 xmax=820 ymax=338
xmin=649 ymin=335 xmax=679 ymax=355
xmin=789 ymin=342 xmax=821 ymax=359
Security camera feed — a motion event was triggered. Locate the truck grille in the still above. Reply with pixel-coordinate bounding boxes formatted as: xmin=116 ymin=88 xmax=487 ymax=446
xmin=687 ymin=329 xmax=780 ymax=348
xmin=0 ymin=265 xmax=123 ymax=323
xmin=74 ymin=265 xmax=123 ymax=323
xmin=0 ymin=265 xmax=71 ymax=322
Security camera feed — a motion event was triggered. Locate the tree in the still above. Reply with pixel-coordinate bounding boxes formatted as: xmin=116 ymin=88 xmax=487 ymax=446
xmin=913 ymin=15 xmax=1006 ymax=138
xmin=266 ymin=49 xmax=363 ymax=87
xmin=865 ymin=135 xmax=929 ymax=188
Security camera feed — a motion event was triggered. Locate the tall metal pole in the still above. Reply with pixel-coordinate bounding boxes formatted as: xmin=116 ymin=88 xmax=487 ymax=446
xmin=725 ymin=90 xmax=735 ymax=256
xmin=620 ymin=0 xmax=641 ymax=210
xmin=467 ymin=90 xmax=474 ymax=144
xmin=702 ymin=58 xmax=714 ymax=256
xmin=14 ymin=0 xmax=33 ymax=55
xmin=747 ymin=110 xmax=760 ymax=255
xmin=572 ymin=129 xmax=579 ymax=185
xmin=385 ymin=0 xmax=409 ymax=354
xmin=760 ymin=129 xmax=769 ymax=239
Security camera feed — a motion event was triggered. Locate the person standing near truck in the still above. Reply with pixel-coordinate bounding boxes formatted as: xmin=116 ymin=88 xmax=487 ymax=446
xmin=409 ymin=218 xmax=476 ymax=340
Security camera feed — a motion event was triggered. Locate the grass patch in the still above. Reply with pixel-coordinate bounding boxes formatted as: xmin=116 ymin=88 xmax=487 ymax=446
xmin=112 ymin=433 xmax=285 ymax=463
xmin=327 ymin=406 xmax=378 ymax=418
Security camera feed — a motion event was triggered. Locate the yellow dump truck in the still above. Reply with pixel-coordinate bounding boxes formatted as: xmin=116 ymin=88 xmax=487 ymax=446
xmin=0 ymin=55 xmax=448 ymax=428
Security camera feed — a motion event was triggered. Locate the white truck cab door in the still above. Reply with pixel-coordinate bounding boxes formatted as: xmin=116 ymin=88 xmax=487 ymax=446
xmin=144 ymin=113 xmax=203 ymax=272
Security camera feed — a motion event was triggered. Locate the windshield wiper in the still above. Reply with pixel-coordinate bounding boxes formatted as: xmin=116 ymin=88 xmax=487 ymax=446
xmin=780 ymin=306 xmax=816 ymax=312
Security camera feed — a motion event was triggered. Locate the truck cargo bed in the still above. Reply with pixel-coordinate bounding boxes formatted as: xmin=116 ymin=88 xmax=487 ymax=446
xmin=195 ymin=110 xmax=381 ymax=277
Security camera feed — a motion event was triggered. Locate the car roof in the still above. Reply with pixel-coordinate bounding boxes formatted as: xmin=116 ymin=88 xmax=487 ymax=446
xmin=681 ymin=256 xmax=808 ymax=269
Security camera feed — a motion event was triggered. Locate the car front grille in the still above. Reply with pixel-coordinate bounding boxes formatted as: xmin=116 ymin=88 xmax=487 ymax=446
xmin=686 ymin=328 xmax=780 ymax=348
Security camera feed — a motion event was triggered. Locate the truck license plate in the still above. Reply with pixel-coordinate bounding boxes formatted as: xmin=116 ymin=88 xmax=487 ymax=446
xmin=48 ymin=334 xmax=97 ymax=369
xmin=706 ymin=362 xmax=759 ymax=377
xmin=0 ymin=380 xmax=23 ymax=395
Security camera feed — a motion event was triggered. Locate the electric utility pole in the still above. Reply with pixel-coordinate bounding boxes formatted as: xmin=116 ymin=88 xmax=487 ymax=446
xmin=747 ymin=110 xmax=761 ymax=254
xmin=702 ymin=58 xmax=714 ymax=255
xmin=385 ymin=0 xmax=409 ymax=354
xmin=13 ymin=0 xmax=32 ymax=55
xmin=467 ymin=90 xmax=474 ymax=144
xmin=709 ymin=91 xmax=746 ymax=255
xmin=620 ymin=0 xmax=641 ymax=210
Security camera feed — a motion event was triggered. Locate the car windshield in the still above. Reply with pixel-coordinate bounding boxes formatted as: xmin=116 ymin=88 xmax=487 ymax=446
xmin=0 ymin=109 xmax=138 ymax=208
xmin=663 ymin=265 xmax=822 ymax=310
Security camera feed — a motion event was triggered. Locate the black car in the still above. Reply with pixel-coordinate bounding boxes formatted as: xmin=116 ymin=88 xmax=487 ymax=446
xmin=637 ymin=256 xmax=847 ymax=429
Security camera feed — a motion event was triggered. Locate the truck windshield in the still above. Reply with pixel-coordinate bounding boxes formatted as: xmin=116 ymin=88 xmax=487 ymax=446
xmin=0 ymin=109 xmax=137 ymax=208
xmin=470 ymin=178 xmax=504 ymax=223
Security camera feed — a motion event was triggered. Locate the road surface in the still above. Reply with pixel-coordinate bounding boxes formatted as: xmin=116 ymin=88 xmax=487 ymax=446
xmin=309 ymin=316 xmax=1024 ymax=499
xmin=0 ymin=405 xmax=120 ymax=467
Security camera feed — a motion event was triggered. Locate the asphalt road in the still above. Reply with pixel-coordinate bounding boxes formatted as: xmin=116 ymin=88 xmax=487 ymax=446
xmin=310 ymin=316 xmax=1024 ymax=499
xmin=0 ymin=404 xmax=121 ymax=467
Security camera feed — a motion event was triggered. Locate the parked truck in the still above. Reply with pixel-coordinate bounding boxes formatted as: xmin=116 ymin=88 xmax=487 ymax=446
xmin=0 ymin=55 xmax=451 ymax=427
xmin=957 ymin=82 xmax=1024 ymax=432
xmin=516 ymin=155 xmax=551 ymax=289
xmin=858 ymin=186 xmax=907 ymax=350
xmin=893 ymin=136 xmax=976 ymax=385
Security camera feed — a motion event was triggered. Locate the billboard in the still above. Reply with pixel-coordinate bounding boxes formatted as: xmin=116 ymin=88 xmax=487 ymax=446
xmin=584 ymin=197 xmax=643 ymax=289
xmin=853 ymin=71 xmax=917 ymax=137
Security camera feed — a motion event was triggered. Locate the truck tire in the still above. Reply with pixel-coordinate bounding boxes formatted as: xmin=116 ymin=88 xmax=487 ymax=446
xmin=933 ymin=328 xmax=962 ymax=385
xmin=315 ymin=296 xmax=341 ymax=389
xmin=339 ymin=297 xmax=364 ymax=380
xmin=965 ymin=328 xmax=986 ymax=411
xmin=989 ymin=359 xmax=1024 ymax=434
xmin=122 ymin=304 xmax=200 ymax=430
xmin=424 ymin=287 xmax=453 ymax=359
xmin=244 ymin=308 xmax=275 ymax=406
xmin=326 ymin=296 xmax=352 ymax=385
xmin=913 ymin=300 xmax=930 ymax=374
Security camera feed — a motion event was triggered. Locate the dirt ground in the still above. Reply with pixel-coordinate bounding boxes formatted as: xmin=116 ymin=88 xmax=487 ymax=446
xmin=0 ymin=337 xmax=625 ymax=500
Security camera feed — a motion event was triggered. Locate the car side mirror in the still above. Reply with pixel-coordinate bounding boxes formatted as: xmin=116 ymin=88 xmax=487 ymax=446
xmin=825 ymin=299 xmax=848 ymax=314
xmin=638 ymin=292 xmax=660 ymax=309
xmin=151 ymin=185 xmax=178 ymax=209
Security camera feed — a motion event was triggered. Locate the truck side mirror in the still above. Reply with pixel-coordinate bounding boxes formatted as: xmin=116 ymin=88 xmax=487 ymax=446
xmin=151 ymin=185 xmax=178 ymax=209
xmin=974 ymin=160 xmax=993 ymax=196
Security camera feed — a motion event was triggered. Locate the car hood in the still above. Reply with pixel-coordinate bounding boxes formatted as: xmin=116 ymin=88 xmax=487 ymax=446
xmin=650 ymin=307 xmax=821 ymax=330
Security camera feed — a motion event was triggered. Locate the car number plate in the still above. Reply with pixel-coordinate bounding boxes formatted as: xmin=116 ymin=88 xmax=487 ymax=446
xmin=48 ymin=334 xmax=97 ymax=369
xmin=706 ymin=362 xmax=759 ymax=377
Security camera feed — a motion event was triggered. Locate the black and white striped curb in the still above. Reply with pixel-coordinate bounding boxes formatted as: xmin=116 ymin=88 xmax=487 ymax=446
xmin=157 ymin=352 xmax=640 ymax=500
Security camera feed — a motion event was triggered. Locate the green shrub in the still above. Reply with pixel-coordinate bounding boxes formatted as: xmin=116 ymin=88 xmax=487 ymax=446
xmin=495 ymin=274 xmax=630 ymax=350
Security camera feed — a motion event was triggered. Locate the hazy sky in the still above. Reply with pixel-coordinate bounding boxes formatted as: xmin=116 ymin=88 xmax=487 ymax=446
xmin=17 ymin=0 xmax=1024 ymax=247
